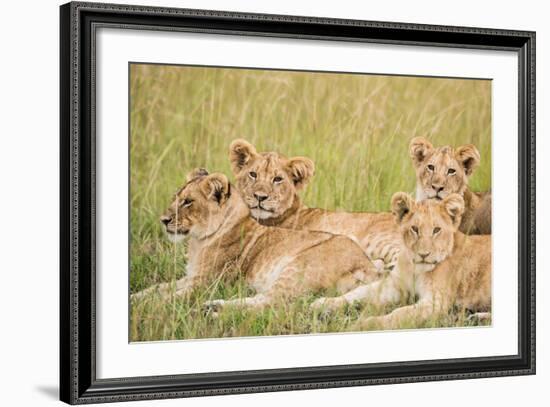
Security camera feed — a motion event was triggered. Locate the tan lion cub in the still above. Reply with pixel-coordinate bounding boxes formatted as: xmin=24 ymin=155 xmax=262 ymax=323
xmin=229 ymin=139 xmax=399 ymax=271
xmin=410 ymin=137 xmax=491 ymax=235
xmin=133 ymin=169 xmax=379 ymax=309
xmin=313 ymin=192 xmax=491 ymax=329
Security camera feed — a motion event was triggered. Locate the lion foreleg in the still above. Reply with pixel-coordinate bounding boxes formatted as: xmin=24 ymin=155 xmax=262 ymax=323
xmin=204 ymin=294 xmax=271 ymax=312
xmin=357 ymin=298 xmax=438 ymax=330
xmin=311 ymin=277 xmax=401 ymax=312
xmin=131 ymin=271 xmax=204 ymax=302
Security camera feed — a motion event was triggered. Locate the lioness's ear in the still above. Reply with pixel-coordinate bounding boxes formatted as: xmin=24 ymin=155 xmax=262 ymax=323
xmin=287 ymin=157 xmax=315 ymax=189
xmin=391 ymin=192 xmax=415 ymax=223
xmin=455 ymin=144 xmax=480 ymax=176
xmin=229 ymin=139 xmax=258 ymax=174
xmin=441 ymin=193 xmax=465 ymax=228
xmin=186 ymin=168 xmax=209 ymax=183
xmin=201 ymin=173 xmax=231 ymax=204
xmin=409 ymin=137 xmax=434 ymax=167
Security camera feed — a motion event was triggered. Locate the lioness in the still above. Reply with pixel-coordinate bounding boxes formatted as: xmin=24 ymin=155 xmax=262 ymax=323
xmin=229 ymin=139 xmax=400 ymax=271
xmin=409 ymin=137 xmax=491 ymax=235
xmin=133 ymin=169 xmax=379 ymax=309
xmin=312 ymin=192 xmax=491 ymax=329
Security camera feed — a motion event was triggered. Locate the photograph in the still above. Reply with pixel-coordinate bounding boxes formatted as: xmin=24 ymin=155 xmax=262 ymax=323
xmin=129 ymin=63 xmax=492 ymax=342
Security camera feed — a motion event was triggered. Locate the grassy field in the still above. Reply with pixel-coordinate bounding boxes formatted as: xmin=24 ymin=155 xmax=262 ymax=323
xmin=129 ymin=64 xmax=492 ymax=342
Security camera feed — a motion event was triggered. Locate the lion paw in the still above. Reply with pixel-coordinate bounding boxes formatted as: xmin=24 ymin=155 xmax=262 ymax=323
xmin=355 ymin=315 xmax=388 ymax=330
xmin=467 ymin=312 xmax=491 ymax=323
xmin=203 ymin=299 xmax=226 ymax=313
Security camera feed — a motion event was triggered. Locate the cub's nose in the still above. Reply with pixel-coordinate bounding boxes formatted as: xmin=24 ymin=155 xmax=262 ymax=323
xmin=432 ymin=185 xmax=444 ymax=193
xmin=418 ymin=252 xmax=431 ymax=260
xmin=160 ymin=215 xmax=172 ymax=225
xmin=254 ymin=192 xmax=268 ymax=202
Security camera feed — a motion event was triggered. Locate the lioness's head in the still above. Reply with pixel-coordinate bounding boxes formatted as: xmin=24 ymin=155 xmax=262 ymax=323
xmin=229 ymin=139 xmax=314 ymax=220
xmin=160 ymin=169 xmax=232 ymax=241
xmin=409 ymin=137 xmax=480 ymax=201
xmin=391 ymin=191 xmax=465 ymax=273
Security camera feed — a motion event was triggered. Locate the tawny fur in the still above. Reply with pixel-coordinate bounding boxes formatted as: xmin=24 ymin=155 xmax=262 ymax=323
xmin=229 ymin=139 xmax=400 ymax=271
xmin=409 ymin=137 xmax=491 ymax=235
xmin=132 ymin=170 xmax=379 ymax=310
xmin=312 ymin=193 xmax=491 ymax=330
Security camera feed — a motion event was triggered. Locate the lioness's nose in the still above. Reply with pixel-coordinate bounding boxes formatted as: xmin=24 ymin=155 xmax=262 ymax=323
xmin=419 ymin=252 xmax=431 ymax=260
xmin=160 ymin=215 xmax=172 ymax=225
xmin=254 ymin=192 xmax=268 ymax=202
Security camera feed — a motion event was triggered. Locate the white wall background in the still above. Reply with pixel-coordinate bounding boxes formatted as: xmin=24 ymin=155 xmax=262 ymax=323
xmin=0 ymin=0 xmax=546 ymax=405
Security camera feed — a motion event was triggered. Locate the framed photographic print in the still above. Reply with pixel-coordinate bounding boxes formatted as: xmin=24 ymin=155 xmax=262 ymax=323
xmin=60 ymin=1 xmax=536 ymax=404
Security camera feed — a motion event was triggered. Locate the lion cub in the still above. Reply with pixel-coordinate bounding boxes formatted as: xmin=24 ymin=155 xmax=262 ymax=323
xmin=409 ymin=137 xmax=491 ymax=235
xmin=313 ymin=192 xmax=491 ymax=329
xmin=133 ymin=169 xmax=379 ymax=310
xmin=229 ymin=139 xmax=399 ymax=271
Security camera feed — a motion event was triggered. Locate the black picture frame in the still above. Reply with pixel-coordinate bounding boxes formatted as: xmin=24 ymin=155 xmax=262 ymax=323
xmin=60 ymin=1 xmax=536 ymax=404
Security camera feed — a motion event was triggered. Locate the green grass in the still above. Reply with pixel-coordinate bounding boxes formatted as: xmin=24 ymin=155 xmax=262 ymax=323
xmin=129 ymin=64 xmax=492 ymax=341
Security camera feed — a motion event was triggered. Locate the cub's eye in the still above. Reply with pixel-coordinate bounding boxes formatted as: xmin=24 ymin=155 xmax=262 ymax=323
xmin=248 ymin=171 xmax=257 ymax=179
xmin=447 ymin=168 xmax=456 ymax=175
xmin=273 ymin=176 xmax=283 ymax=183
xmin=433 ymin=227 xmax=441 ymax=235
xmin=411 ymin=226 xmax=419 ymax=235
xmin=180 ymin=198 xmax=193 ymax=208
xmin=427 ymin=164 xmax=434 ymax=171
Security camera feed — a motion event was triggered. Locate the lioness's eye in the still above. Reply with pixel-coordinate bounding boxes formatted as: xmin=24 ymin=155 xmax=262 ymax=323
xmin=447 ymin=168 xmax=456 ymax=175
xmin=411 ymin=226 xmax=419 ymax=235
xmin=249 ymin=171 xmax=257 ymax=179
xmin=433 ymin=227 xmax=441 ymax=235
xmin=273 ymin=176 xmax=283 ymax=183
xmin=180 ymin=198 xmax=193 ymax=208
xmin=427 ymin=164 xmax=434 ymax=171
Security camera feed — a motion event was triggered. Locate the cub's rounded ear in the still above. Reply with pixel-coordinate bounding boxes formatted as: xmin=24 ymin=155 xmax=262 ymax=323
xmin=455 ymin=144 xmax=480 ymax=176
xmin=286 ymin=157 xmax=315 ymax=189
xmin=409 ymin=137 xmax=434 ymax=167
xmin=391 ymin=192 xmax=415 ymax=223
xmin=186 ymin=168 xmax=209 ymax=183
xmin=441 ymin=193 xmax=465 ymax=228
xmin=229 ymin=139 xmax=258 ymax=174
xmin=201 ymin=173 xmax=231 ymax=204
